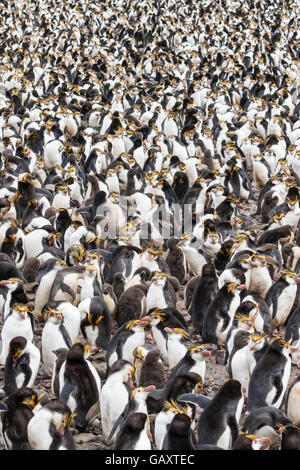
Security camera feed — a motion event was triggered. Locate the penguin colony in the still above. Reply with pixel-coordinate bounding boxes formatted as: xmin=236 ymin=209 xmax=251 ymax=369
xmin=0 ymin=0 xmax=299 ymax=451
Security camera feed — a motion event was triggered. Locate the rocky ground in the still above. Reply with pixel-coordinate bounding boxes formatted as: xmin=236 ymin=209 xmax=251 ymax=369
xmin=0 ymin=193 xmax=298 ymax=451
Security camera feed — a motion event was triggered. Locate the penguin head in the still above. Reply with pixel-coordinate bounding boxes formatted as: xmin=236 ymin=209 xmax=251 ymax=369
xmin=42 ymin=400 xmax=75 ymax=437
xmin=12 ymin=303 xmax=30 ymax=320
xmin=130 ymin=385 xmax=156 ymax=403
xmin=0 ymin=277 xmax=23 ymax=291
xmin=8 ymin=336 xmax=27 ymax=363
xmin=281 ymin=269 xmax=300 ymax=285
xmin=234 ymin=301 xmax=258 ymax=329
xmin=186 ymin=344 xmax=211 ymax=362
xmin=15 ymin=387 xmax=44 ymax=411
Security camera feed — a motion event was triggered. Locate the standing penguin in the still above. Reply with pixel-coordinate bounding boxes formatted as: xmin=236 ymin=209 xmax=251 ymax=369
xmin=196 ymin=380 xmax=244 ymax=449
xmin=265 ymin=270 xmax=300 ymax=331
xmin=162 ymin=412 xmax=194 ymax=450
xmin=139 ymin=348 xmax=166 ymax=390
xmin=285 ymin=375 xmax=300 ymax=426
xmin=114 ymin=412 xmax=152 ymax=450
xmin=188 ymin=263 xmax=219 ymax=333
xmin=165 ymin=238 xmax=187 ymax=284
xmin=80 ymin=297 xmax=112 ymax=350
xmin=106 ymin=317 xmax=150 ymax=368
xmin=116 ymin=283 xmax=148 ymax=328
xmin=146 ymin=272 xmax=178 ymax=312
xmin=164 ymin=327 xmax=190 ymax=370
xmin=3 ymin=336 xmax=40 ymax=396
xmin=247 ymin=338 xmax=294 ymax=411
xmin=202 ymin=274 xmax=247 ymax=348
xmin=59 ymin=343 xmax=101 ymax=430
xmin=27 ymin=400 xmax=76 ymax=450
xmin=41 ymin=307 xmax=72 ymax=377
xmin=1 ymin=388 xmax=42 ymax=450
xmin=0 ymin=304 xmax=34 ymax=364
xmin=100 ymin=359 xmax=134 ymax=444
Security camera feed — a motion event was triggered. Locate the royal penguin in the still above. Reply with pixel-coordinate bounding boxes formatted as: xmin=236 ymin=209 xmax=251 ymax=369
xmin=102 ymin=283 xmax=117 ymax=318
xmin=51 ymin=348 xmax=69 ymax=398
xmin=0 ymin=303 xmax=34 ymax=364
xmin=152 ymin=373 xmax=201 ymax=448
xmin=285 ymin=306 xmax=300 ymax=366
xmin=165 ymin=238 xmax=187 ymax=284
xmin=162 ymin=412 xmax=195 ymax=451
xmin=265 ymin=269 xmax=300 ymax=331
xmin=202 ymin=274 xmax=247 ymax=348
xmin=108 ymin=385 xmax=155 ymax=445
xmin=0 ymin=277 xmax=28 ymax=322
xmin=188 ymin=263 xmax=219 ymax=333
xmin=280 ymin=423 xmax=300 ymax=450
xmin=106 ymin=317 xmax=150 ymax=368
xmin=1 ymin=388 xmax=42 ymax=450
xmin=232 ymin=433 xmax=271 ymax=450
xmin=79 ymin=297 xmax=112 ymax=351
xmin=3 ymin=336 xmax=40 ymax=396
xmin=114 ymin=412 xmax=152 ymax=450
xmin=196 ymin=380 xmax=244 ymax=449
xmin=116 ymin=283 xmax=148 ymax=328
xmin=34 ymin=258 xmax=66 ymax=317
xmin=27 ymin=400 xmax=76 ymax=450
xmin=58 ymin=343 xmax=101 ymax=430
xmin=167 ymin=345 xmax=211 ymax=386
xmin=79 ymin=264 xmax=102 ymax=302
xmin=138 ymin=348 xmax=166 ymax=390
xmin=164 ymin=327 xmax=191 ymax=370
xmin=100 ymin=359 xmax=134 ymax=444
xmin=247 ymin=338 xmax=294 ymax=412
xmin=285 ymin=375 xmax=300 ymax=426
xmin=146 ymin=272 xmax=178 ymax=311
xmin=148 ymin=308 xmax=188 ymax=363
xmin=112 ymin=272 xmax=126 ymax=300
xmin=41 ymin=307 xmax=72 ymax=377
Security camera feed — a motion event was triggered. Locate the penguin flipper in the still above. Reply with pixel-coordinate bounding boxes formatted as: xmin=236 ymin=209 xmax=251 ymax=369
xmin=147 ymin=388 xmax=165 ymax=402
xmin=227 ymin=414 xmax=239 ymax=445
xmin=107 ymin=404 xmax=129 ymax=443
xmin=60 ymin=382 xmax=76 ymax=404
xmin=177 ymin=393 xmax=211 ymax=409
xmin=85 ymin=401 xmax=100 ymax=424
xmin=60 ymin=282 xmax=76 ymax=301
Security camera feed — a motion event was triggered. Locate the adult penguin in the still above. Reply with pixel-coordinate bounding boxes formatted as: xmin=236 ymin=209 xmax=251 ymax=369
xmin=167 ymin=345 xmax=211 ymax=385
xmin=285 ymin=306 xmax=300 ymax=366
xmin=79 ymin=297 xmax=112 ymax=350
xmin=201 ymin=272 xmax=247 ymax=348
xmin=27 ymin=400 xmax=76 ymax=450
xmin=108 ymin=385 xmax=155 ymax=444
xmin=1 ymin=388 xmax=42 ymax=450
xmin=103 ymin=245 xmax=142 ymax=285
xmin=3 ymin=336 xmax=40 ymax=396
xmin=285 ymin=374 xmax=300 ymax=426
xmin=265 ymin=269 xmax=300 ymax=331
xmin=106 ymin=317 xmax=150 ymax=368
xmin=100 ymin=359 xmax=134 ymax=444
xmin=59 ymin=342 xmax=101 ymax=430
xmin=188 ymin=263 xmax=219 ymax=333
xmin=196 ymin=380 xmax=244 ymax=449
xmin=0 ymin=303 xmax=34 ymax=364
xmin=247 ymin=338 xmax=294 ymax=412
xmin=41 ymin=307 xmax=72 ymax=377
xmin=146 ymin=272 xmax=178 ymax=312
